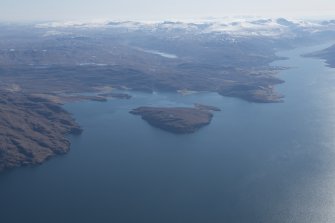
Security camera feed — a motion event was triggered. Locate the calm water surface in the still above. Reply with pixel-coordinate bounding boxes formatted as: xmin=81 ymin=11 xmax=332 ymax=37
xmin=1 ymin=44 xmax=335 ymax=223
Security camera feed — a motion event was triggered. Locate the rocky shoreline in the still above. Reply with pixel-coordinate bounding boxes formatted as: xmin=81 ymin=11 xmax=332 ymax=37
xmin=130 ymin=104 xmax=221 ymax=134
xmin=0 ymin=91 xmax=82 ymax=172
xmin=304 ymin=44 xmax=335 ymax=68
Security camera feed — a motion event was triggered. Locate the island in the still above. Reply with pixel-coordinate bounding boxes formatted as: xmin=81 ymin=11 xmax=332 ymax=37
xmin=130 ymin=105 xmax=220 ymax=134
xmin=0 ymin=91 xmax=82 ymax=172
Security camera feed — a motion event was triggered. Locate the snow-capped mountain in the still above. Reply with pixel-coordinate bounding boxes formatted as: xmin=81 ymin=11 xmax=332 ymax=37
xmin=36 ymin=17 xmax=335 ymax=38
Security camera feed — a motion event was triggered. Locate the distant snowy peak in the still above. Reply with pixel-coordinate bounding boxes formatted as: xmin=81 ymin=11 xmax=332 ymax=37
xmin=36 ymin=17 xmax=335 ymax=38
xmin=36 ymin=20 xmax=110 ymax=28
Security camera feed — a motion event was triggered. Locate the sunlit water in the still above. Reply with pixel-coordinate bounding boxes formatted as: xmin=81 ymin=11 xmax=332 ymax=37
xmin=1 ymin=44 xmax=335 ymax=223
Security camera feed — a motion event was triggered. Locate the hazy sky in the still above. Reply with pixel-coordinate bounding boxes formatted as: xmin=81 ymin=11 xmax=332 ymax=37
xmin=1 ymin=0 xmax=335 ymax=21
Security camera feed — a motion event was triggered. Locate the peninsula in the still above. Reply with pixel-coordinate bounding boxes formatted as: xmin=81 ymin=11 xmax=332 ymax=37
xmin=0 ymin=91 xmax=82 ymax=172
xmin=307 ymin=44 xmax=335 ymax=68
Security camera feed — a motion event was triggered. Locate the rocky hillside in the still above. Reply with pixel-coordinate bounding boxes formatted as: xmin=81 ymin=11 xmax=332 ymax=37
xmin=0 ymin=91 xmax=82 ymax=171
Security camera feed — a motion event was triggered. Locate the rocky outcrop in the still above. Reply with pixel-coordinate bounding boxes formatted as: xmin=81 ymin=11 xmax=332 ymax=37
xmin=0 ymin=91 xmax=82 ymax=172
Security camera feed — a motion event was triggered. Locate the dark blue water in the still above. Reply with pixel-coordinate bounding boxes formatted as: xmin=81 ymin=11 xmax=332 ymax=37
xmin=1 ymin=44 xmax=335 ymax=223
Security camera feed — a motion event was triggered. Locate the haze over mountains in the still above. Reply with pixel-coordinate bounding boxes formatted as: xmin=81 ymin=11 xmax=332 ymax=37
xmin=36 ymin=17 xmax=335 ymax=38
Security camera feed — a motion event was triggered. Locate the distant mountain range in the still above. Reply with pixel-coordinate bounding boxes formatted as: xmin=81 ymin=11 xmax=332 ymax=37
xmin=36 ymin=17 xmax=335 ymax=38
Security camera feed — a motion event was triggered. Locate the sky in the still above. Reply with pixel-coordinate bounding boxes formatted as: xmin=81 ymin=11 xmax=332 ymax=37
xmin=1 ymin=0 xmax=335 ymax=22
